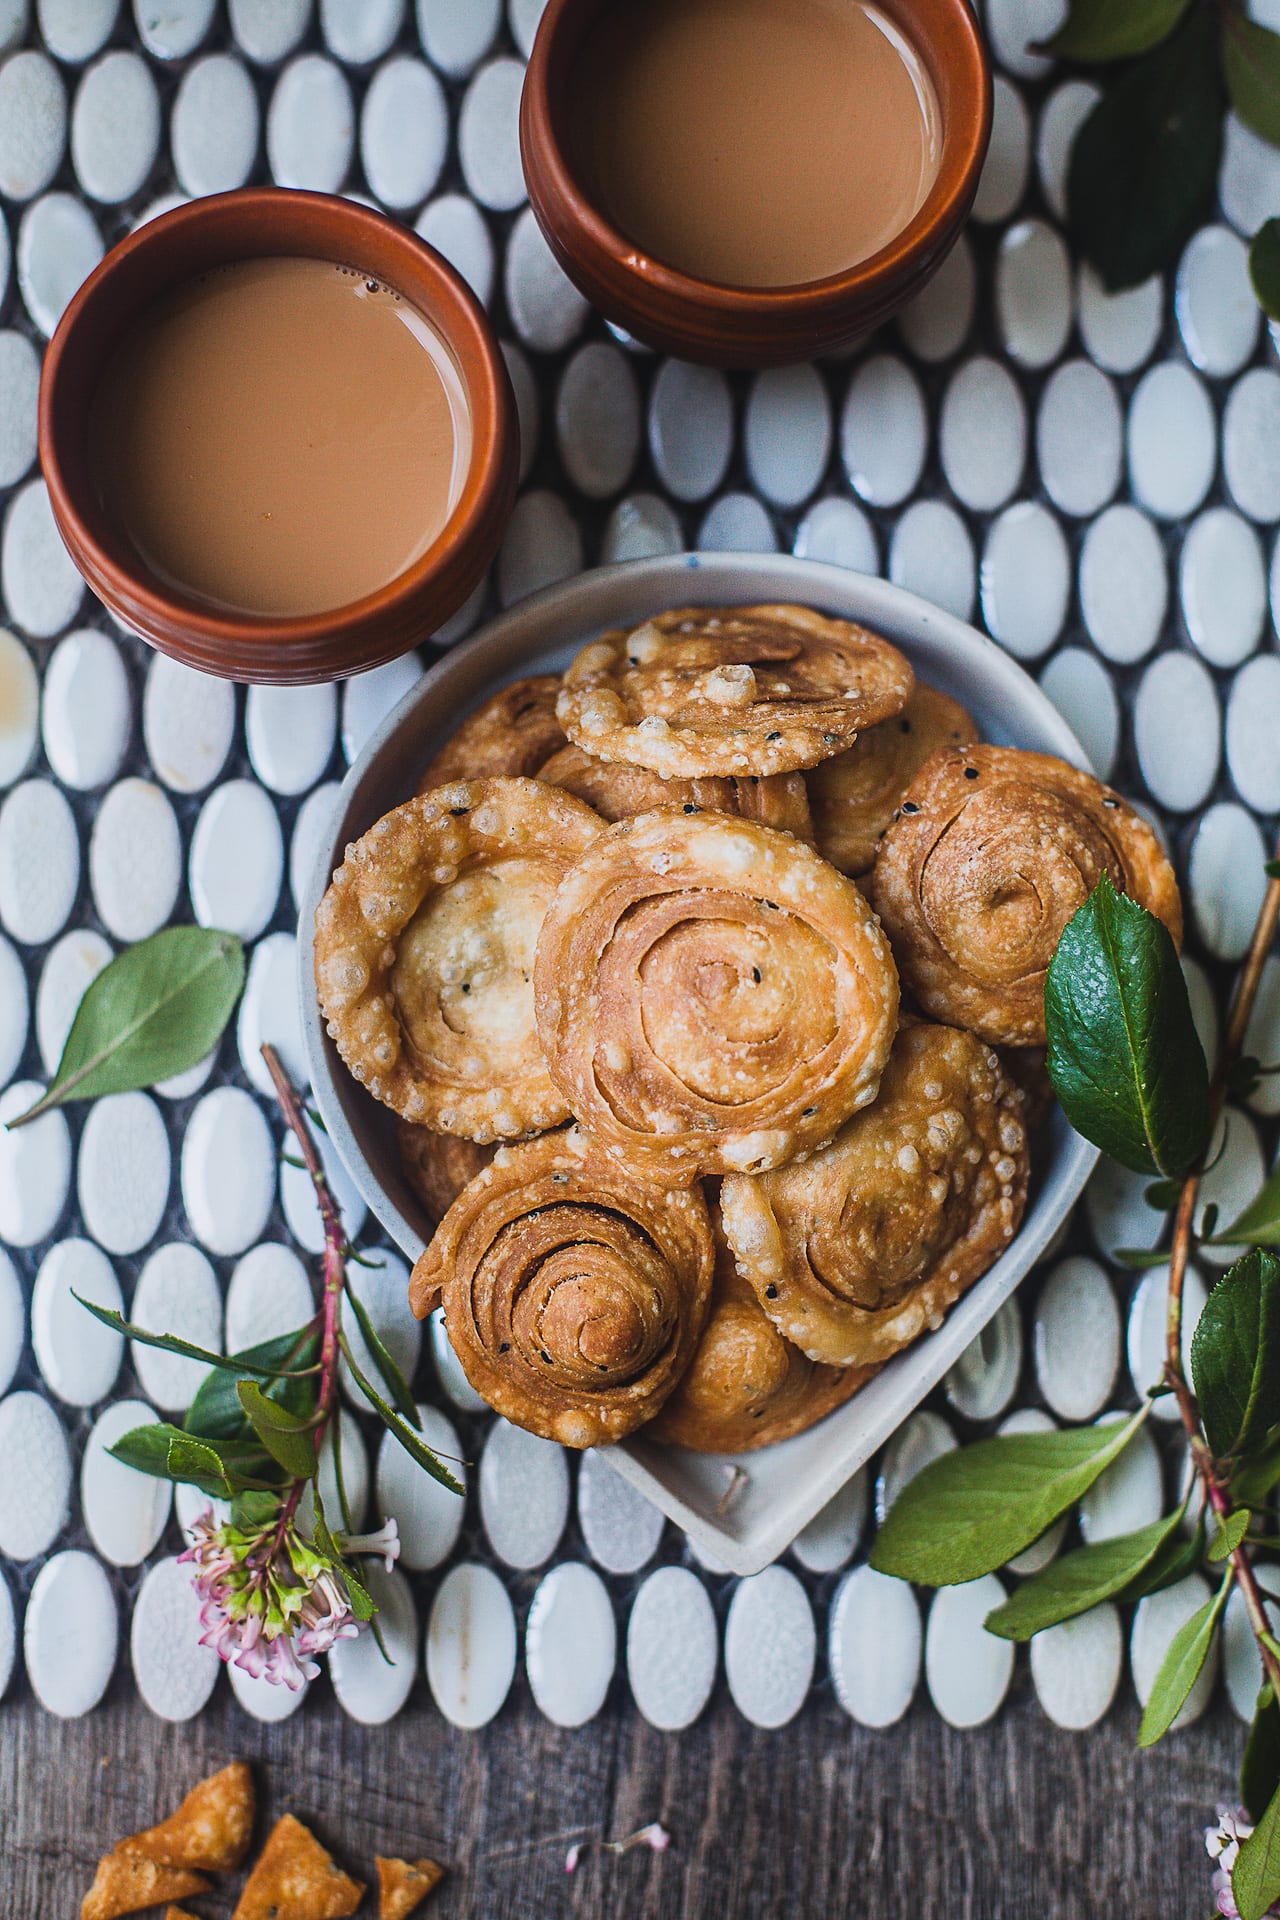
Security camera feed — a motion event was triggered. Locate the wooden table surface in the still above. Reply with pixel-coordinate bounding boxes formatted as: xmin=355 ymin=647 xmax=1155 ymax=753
xmin=1 ymin=1682 xmax=1236 ymax=1916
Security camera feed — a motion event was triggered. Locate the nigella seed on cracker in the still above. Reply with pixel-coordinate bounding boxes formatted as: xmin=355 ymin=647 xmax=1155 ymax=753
xmin=232 ymin=1814 xmax=364 ymax=1920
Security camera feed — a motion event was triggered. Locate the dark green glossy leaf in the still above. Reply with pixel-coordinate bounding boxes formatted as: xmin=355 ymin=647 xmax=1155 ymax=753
xmin=1144 ymin=1178 xmax=1183 ymax=1210
xmin=1235 ymin=1775 xmax=1280 ymax=1920
xmin=232 ymin=1489 xmax=284 ymax=1530
xmin=1221 ymin=1165 xmax=1280 ymax=1250
xmin=338 ymin=1331 xmax=463 ymax=1496
xmin=8 ymin=926 xmax=244 ymax=1127
xmin=1225 ymin=14 xmax=1280 ymax=145
xmin=1233 ymin=1430 xmax=1280 ymax=1509
xmin=343 ymin=1281 xmax=421 ymax=1430
xmin=74 ymin=1296 xmax=233 ymax=1373
xmin=1191 ymin=1251 xmax=1280 ymax=1458
xmin=1268 ymin=859 xmax=1280 ymax=881
xmin=1043 ymin=0 xmax=1189 ymax=61
xmin=1045 ymin=874 xmax=1211 ymax=1175
xmin=1244 ymin=1686 xmax=1280 ymax=1824
xmin=1066 ymin=8 xmax=1224 ymax=291
xmin=985 ymin=1509 xmax=1183 ymax=1641
xmin=1137 ymin=1573 xmax=1231 ymax=1746
xmin=870 ymin=1413 xmax=1145 ymax=1587
xmin=1119 ymin=1509 xmax=1206 ymax=1600
xmin=236 ymin=1381 xmax=318 ymax=1479
xmin=108 ymin=1423 xmax=282 ymax=1498
xmin=1210 ymin=1509 xmax=1252 ymax=1563
xmin=184 ymin=1326 xmax=320 ymax=1441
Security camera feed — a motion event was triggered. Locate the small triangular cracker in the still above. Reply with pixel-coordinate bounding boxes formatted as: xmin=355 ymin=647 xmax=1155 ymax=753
xmin=233 ymin=1813 xmax=364 ymax=1920
xmin=81 ymin=1853 xmax=210 ymax=1920
xmin=377 ymin=1854 xmax=446 ymax=1919
xmin=122 ymin=1760 xmax=255 ymax=1873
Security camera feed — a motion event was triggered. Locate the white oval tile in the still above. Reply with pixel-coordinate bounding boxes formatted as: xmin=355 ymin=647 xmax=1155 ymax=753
xmin=925 ymin=1575 xmax=1014 ymax=1727
xmin=183 ymin=1086 xmax=275 ymax=1257
xmin=889 ymin=500 xmax=976 ymax=622
xmin=427 ymin=1307 xmax=487 ymax=1414
xmin=724 ymin=1565 xmax=814 ymax=1729
xmin=939 ymin=356 xmax=1025 ymax=512
xmin=341 ymin=653 xmax=424 ymax=763
xmin=32 ymin=1237 xmax=122 ymax=1406
xmin=1225 ymin=368 xmax=1280 ymax=524
xmin=1228 ymin=655 xmax=1280 ymax=813
xmin=1076 ymin=265 xmax=1162 ymax=374
xmin=841 ymin=355 xmax=927 ymax=508
xmin=897 ymin=231 xmax=975 ymax=363
xmin=279 ymin=1121 xmax=366 ymax=1254
xmin=78 ymin=1089 xmax=170 ymax=1256
xmin=987 ymin=0 xmax=1065 ymax=77
xmin=1034 ymin=1257 xmax=1119 ymax=1423
xmin=0 ymin=1569 xmax=13 ymax=1699
xmin=1039 ymin=649 xmax=1119 ymax=782
xmin=1127 ymin=362 xmax=1216 ymax=521
xmin=526 ymin=1561 xmax=616 ymax=1727
xmin=972 ymin=75 xmax=1029 ymax=224
xmin=1036 ymin=360 xmax=1122 ymax=518
xmin=361 ymin=53 xmax=446 ymax=209
xmin=503 ymin=203 xmax=588 ymax=353
xmin=130 ymin=1242 xmax=221 ymax=1410
xmin=267 ymin=53 xmax=353 ymax=191
xmin=320 ymin=0 xmax=401 ymax=63
xmin=135 ymin=0 xmax=215 ymax=60
xmin=601 ymin=492 xmax=684 ymax=565
xmin=0 ymin=1389 xmax=70 ymax=1558
xmin=508 ymin=0 xmax=546 ymax=59
xmin=1085 ymin=1153 xmax=1167 ymax=1263
xmin=415 ymin=191 xmax=494 ymax=306
xmin=627 ymin=1566 xmax=717 ymax=1731
xmin=172 ymin=54 xmax=259 ymax=196
xmin=1133 ymin=651 xmax=1220 ymax=813
xmin=83 ymin=1398 xmax=171 ymax=1565
xmin=0 ymin=629 xmax=35 ymax=810
xmin=1126 ymin=1261 xmax=1205 ymax=1416
xmin=1037 ymin=79 xmax=1098 ymax=222
xmin=945 ymin=1298 xmax=1023 ymax=1423
xmin=225 ymin=1241 xmax=315 ymax=1354
xmin=153 ymin=1048 xmax=217 ymax=1102
xmin=790 ymin=1466 xmax=867 ymax=1575
xmin=1078 ymin=1413 xmax=1163 ymax=1544
xmin=1244 ymin=957 xmax=1280 ymax=1116
xmin=131 ymin=1555 xmax=220 ymax=1722
xmin=16 ymin=192 xmax=102 ymax=340
xmin=1079 ymin=505 xmax=1166 ymax=664
xmin=237 ymin=931 xmax=308 ymax=1098
xmin=228 ymin=0 xmax=310 ymax=64
xmin=0 ymin=49 xmax=65 ymax=199
xmin=426 ymin=1561 xmax=517 ymax=1729
xmin=228 ymin=1658 xmax=308 ymax=1720
xmin=39 ymin=0 xmax=118 ymax=62
xmin=875 ymin=1410 xmax=956 ymax=1524
xmin=1131 ymin=1573 xmax=1219 ymax=1729
xmin=501 ymin=337 xmax=539 ymax=483
xmin=0 ymin=929 xmax=25 ymax=1086
xmin=1030 ymin=1603 xmax=1122 ymax=1730
xmin=143 ymin=654 xmax=234 ymax=794
xmin=556 ymin=341 xmax=640 ymax=501
xmin=89 ymin=778 xmax=181 ymax=942
xmin=330 ymin=1564 xmax=418 ymax=1724
xmin=1176 ymin=225 xmax=1258 ymax=376
xmin=698 ymin=492 xmax=776 ymax=554
xmin=1182 ymin=953 xmax=1220 ymax=1071
xmin=1223 ymin=1568 xmax=1280 ymax=1721
xmin=793 ymin=496 xmax=877 ymax=576
xmin=419 ymin=0 xmax=500 ymax=74
xmin=996 ymin=219 xmax=1071 ymax=368
xmin=291 ymin=781 xmax=343 ymax=911
xmin=980 ymin=502 xmax=1070 ymax=661
xmin=1181 ymin=508 xmax=1265 ymax=667
xmin=376 ymin=1403 xmax=463 ymax=1571
xmin=24 ymin=1550 xmax=116 ymax=1715
xmin=71 ymin=50 xmax=159 ymax=203
xmin=480 ymin=1418 xmax=569 ymax=1568
xmin=577 ymin=1450 xmax=663 ymax=1575
xmin=0 ymin=1079 xmax=70 ymax=1247
xmin=0 ymin=1249 xmax=23 ymax=1398
xmin=190 ymin=780 xmax=282 ymax=941
xmin=829 ymin=1566 xmax=920 ymax=1727
xmin=458 ymin=55 xmax=524 ymax=211
xmin=42 ymin=629 xmax=130 ymax=789
xmin=296 ymin=1406 xmax=369 ymax=1535
xmin=745 ymin=364 xmax=831 ymax=510
xmin=1000 ymin=1409 xmax=1068 ymax=1576
xmin=649 ymin=359 xmax=733 ymax=502
xmin=1195 ymin=1108 xmax=1266 ymax=1267
xmin=0 ymin=777 xmax=79 ymax=945
xmin=340 ymin=1249 xmax=419 ymax=1405
xmin=1191 ymin=804 xmax=1270 ymax=962
xmin=497 ymin=489 xmax=583 ymax=605
xmin=0 ymin=335 xmax=39 ymax=490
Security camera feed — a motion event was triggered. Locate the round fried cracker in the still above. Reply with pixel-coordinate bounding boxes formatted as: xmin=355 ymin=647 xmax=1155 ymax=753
xmin=409 ymin=1127 xmax=714 ymax=1447
xmin=534 ymin=809 xmax=900 ymax=1181
xmin=556 ymin=604 xmax=913 ymax=778
xmin=315 ymin=777 xmax=603 ymax=1138
xmin=867 ymin=744 xmax=1183 ymax=1046
xmin=538 ymin=741 xmax=815 ymax=839
xmin=415 ymin=675 xmax=564 ymax=792
xmin=807 ymin=682 xmax=976 ymax=875
xmin=721 ymin=1022 xmax=1029 ymax=1369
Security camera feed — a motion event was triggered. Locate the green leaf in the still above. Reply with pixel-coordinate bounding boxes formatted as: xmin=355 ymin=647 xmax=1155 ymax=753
xmin=870 ymin=1412 xmax=1147 ymax=1587
xmin=1044 ymin=874 xmax=1211 ymax=1176
xmin=236 ymin=1381 xmax=318 ymax=1480
xmin=1244 ymin=1686 xmax=1280 ymax=1824
xmin=232 ymin=1488 xmax=284 ymax=1530
xmin=1043 ymin=0 xmax=1189 ymax=62
xmin=74 ymin=1296 xmax=236 ymax=1374
xmin=1191 ymin=1251 xmax=1280 ymax=1458
xmin=1136 ymin=1573 xmax=1231 ymax=1747
xmin=1233 ymin=1430 xmax=1280 ymax=1509
xmin=310 ymin=1489 xmax=378 ymax=1625
xmin=984 ymin=1510 xmax=1184 ymax=1641
xmin=1221 ymin=1165 xmax=1280 ymax=1250
xmin=1225 ymin=14 xmax=1280 ymax=146
xmin=7 ymin=926 xmax=245 ymax=1127
xmin=1114 ymin=1247 xmax=1177 ymax=1270
xmin=184 ymin=1326 xmax=320 ymax=1440
xmin=1268 ymin=859 xmax=1280 ymax=881
xmin=1121 ymin=1509 xmax=1206 ymax=1599
xmin=1066 ymin=8 xmax=1224 ymax=291
xmin=1235 ymin=1775 xmax=1280 ymax=1920
xmin=1144 ymin=1178 xmax=1183 ymax=1210
xmin=338 ymin=1330 xmax=463 ymax=1496
xmin=343 ymin=1281 xmax=421 ymax=1430
xmin=1210 ymin=1509 xmax=1252 ymax=1563
xmin=108 ymin=1424 xmax=282 ymax=1498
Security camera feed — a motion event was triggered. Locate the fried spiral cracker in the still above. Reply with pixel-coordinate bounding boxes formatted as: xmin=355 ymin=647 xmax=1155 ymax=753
xmin=534 ymin=810 xmax=900 ymax=1180
xmin=807 ymin=682 xmax=976 ymax=875
xmin=409 ymin=1128 xmax=714 ymax=1447
xmin=396 ymin=1121 xmax=496 ymax=1220
xmin=539 ymin=741 xmax=815 ymax=839
xmin=647 ymin=1208 xmax=872 ymax=1452
xmin=315 ymin=777 xmax=603 ymax=1138
xmin=867 ymin=745 xmax=1183 ymax=1046
xmin=556 ymin=604 xmax=913 ymax=777
xmin=415 ymin=675 xmax=564 ymax=791
xmin=721 ymin=1022 xmax=1029 ymax=1368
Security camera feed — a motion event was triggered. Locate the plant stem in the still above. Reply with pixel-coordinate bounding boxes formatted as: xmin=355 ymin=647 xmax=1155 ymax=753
xmin=260 ymin=1044 xmax=347 ymax=1539
xmin=1165 ymin=857 xmax=1280 ymax=1693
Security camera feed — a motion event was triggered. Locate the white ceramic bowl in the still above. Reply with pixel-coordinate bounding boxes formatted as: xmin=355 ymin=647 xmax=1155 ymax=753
xmin=300 ymin=553 xmax=1099 ymax=1575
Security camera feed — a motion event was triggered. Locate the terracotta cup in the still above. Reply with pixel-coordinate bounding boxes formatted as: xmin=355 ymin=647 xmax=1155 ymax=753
xmin=520 ymin=0 xmax=992 ymax=368
xmin=39 ymin=189 xmax=518 ymax=685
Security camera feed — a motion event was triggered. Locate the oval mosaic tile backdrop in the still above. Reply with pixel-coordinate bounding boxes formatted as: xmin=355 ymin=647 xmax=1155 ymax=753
xmin=0 ymin=0 xmax=1273 ymax=1738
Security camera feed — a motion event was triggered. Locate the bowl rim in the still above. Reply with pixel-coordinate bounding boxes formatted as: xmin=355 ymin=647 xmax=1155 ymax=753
xmin=299 ymin=552 xmax=1100 ymax=1574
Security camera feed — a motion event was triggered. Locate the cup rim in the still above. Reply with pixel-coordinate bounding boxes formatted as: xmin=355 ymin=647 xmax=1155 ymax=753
xmin=38 ymin=188 xmax=516 ymax=679
xmin=521 ymin=0 xmax=992 ymax=320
